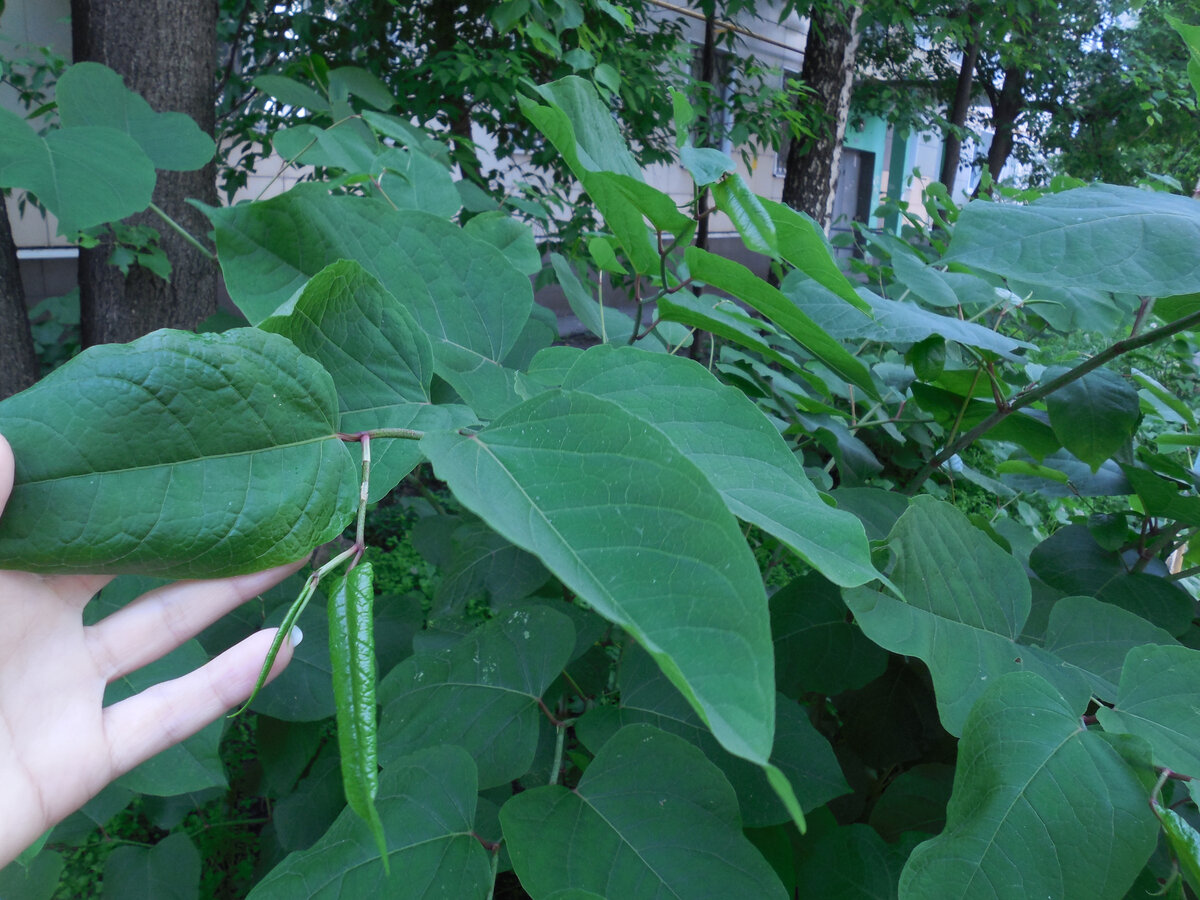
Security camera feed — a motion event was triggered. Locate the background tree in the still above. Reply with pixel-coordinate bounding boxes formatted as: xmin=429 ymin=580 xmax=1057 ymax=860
xmin=71 ymin=0 xmax=219 ymax=345
xmin=780 ymin=0 xmax=863 ymax=228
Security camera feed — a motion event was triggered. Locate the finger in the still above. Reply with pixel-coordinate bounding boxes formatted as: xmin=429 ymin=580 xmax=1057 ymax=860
xmin=87 ymin=559 xmax=308 ymax=681
xmin=102 ymin=628 xmax=296 ymax=778
xmin=0 ymin=432 xmax=13 ymax=513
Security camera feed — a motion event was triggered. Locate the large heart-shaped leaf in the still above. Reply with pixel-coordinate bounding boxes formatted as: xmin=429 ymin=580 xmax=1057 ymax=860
xmin=561 ymin=345 xmax=877 ymax=587
xmin=56 ymin=62 xmax=214 ymax=171
xmin=421 ymin=390 xmax=776 ymax=765
xmin=377 ymin=606 xmax=575 ymax=788
xmin=0 ymin=108 xmax=154 ymax=235
xmin=500 ymin=724 xmax=787 ymax=899
xmin=945 ymin=184 xmax=1200 ymax=296
xmin=900 ymin=673 xmax=1158 ymax=900
xmin=846 ymin=497 xmax=1092 ymax=735
xmin=249 ymin=745 xmax=491 ymax=899
xmin=101 ymin=833 xmax=200 ymax=900
xmin=1095 ymin=644 xmax=1200 ymax=777
xmin=0 ymin=329 xmax=358 ymax=578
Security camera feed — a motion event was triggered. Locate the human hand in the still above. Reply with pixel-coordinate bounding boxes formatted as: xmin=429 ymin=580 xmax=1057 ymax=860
xmin=0 ymin=433 xmax=304 ymax=866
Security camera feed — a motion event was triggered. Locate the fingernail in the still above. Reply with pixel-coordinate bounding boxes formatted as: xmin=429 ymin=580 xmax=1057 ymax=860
xmin=289 ymin=625 xmax=304 ymax=648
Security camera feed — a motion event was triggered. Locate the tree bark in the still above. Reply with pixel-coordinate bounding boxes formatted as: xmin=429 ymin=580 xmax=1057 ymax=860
xmin=938 ymin=17 xmax=981 ymax=192
xmin=0 ymin=206 xmax=39 ymax=398
xmin=782 ymin=1 xmax=863 ymax=231
xmin=72 ymin=0 xmax=219 ymax=346
xmin=980 ymin=63 xmax=1027 ymax=190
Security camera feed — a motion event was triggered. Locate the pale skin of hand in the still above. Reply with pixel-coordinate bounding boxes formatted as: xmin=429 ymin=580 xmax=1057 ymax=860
xmin=0 ymin=434 xmax=304 ymax=866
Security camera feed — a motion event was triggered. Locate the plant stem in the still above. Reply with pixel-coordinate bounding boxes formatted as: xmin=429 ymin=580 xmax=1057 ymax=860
xmin=355 ymin=433 xmax=371 ymax=549
xmin=549 ymin=722 xmax=567 ymax=786
xmin=148 ymin=203 xmax=215 ymax=260
xmin=904 ymin=308 xmax=1200 ymax=495
xmin=338 ymin=427 xmax=424 ymax=442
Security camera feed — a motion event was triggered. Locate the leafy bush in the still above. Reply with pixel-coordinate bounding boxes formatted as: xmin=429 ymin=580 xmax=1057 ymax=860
xmin=1 ymin=62 xmax=1199 ymax=899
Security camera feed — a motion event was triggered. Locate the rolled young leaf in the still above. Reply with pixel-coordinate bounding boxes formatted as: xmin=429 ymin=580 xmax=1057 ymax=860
xmin=0 ymin=328 xmax=358 ymax=578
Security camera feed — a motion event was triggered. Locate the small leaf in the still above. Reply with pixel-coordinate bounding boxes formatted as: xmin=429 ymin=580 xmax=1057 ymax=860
xmin=679 ymin=145 xmax=736 ymax=186
xmin=500 ymin=724 xmax=788 ymax=899
xmin=1154 ymin=800 xmax=1200 ymax=895
xmin=711 ymin=174 xmax=777 ymax=256
xmin=900 ymin=673 xmax=1158 ymax=900
xmin=253 ymin=74 xmax=332 ymax=115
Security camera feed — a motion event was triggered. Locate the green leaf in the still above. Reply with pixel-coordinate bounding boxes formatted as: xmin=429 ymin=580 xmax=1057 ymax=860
xmin=868 ymin=764 xmax=954 ymax=842
xmin=575 ymin=643 xmax=848 ymax=827
xmin=421 ymin=390 xmax=776 ymax=765
xmin=1029 ymin=526 xmax=1194 ymax=635
xmin=684 ymin=246 xmax=876 ymax=397
xmin=1044 ymin=365 xmax=1140 ymax=470
xmin=108 ymin=640 xmax=226 ymax=796
xmin=528 ymin=76 xmax=642 ymax=179
xmin=679 ymin=144 xmax=736 ymax=186
xmin=1095 ymin=645 xmax=1200 ymax=777
xmin=900 ymin=672 xmax=1159 ymax=900
xmin=252 ymin=75 xmax=332 ymax=115
xmin=0 ymin=108 xmax=155 ymax=235
xmin=711 ymin=174 xmax=777 ymax=256
xmin=0 ymin=329 xmax=358 ymax=578
xmin=271 ymin=123 xmax=378 ymax=173
xmin=428 ymin=520 xmax=551 ymax=617
xmin=760 ymin=199 xmax=871 ymax=313
xmin=328 ymin=66 xmax=396 ymax=110
xmin=377 ymin=606 xmax=575 ymax=788
xmin=100 ymin=833 xmax=200 ymax=900
xmin=561 ymin=345 xmax=877 ymax=586
xmin=208 ymin=187 xmax=532 ymax=417
xmin=845 ymin=497 xmax=1092 ymax=736
xmin=463 ymin=212 xmax=542 ymax=276
xmin=0 ymin=849 xmax=63 ymax=900
xmin=259 ymin=260 xmax=452 ymax=501
xmin=1043 ymin=596 xmax=1178 ymax=700
xmin=549 ymin=253 xmax=635 ymax=344
xmin=56 ymin=62 xmax=215 ymax=171
xmin=795 ymin=822 xmax=917 ymax=899
xmin=376 ymin=148 xmax=462 ymax=218
xmin=500 ymin=724 xmax=788 ymax=899
xmin=771 ymin=572 xmax=889 ymax=696
xmin=1121 ymin=466 xmax=1200 ymax=526
xmin=1154 ymin=800 xmax=1200 ymax=895
xmin=249 ymin=746 xmax=492 ymax=899
xmin=784 ymin=271 xmax=1032 ymax=359
xmin=945 ymin=185 xmax=1200 ymax=296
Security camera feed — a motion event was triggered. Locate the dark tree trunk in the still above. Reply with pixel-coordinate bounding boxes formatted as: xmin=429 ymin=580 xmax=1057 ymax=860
xmin=938 ymin=18 xmax=981 ymax=192
xmin=979 ymin=63 xmax=1026 ymax=191
xmin=782 ymin=1 xmax=863 ymax=231
xmin=693 ymin=10 xmax=718 ymax=257
xmin=71 ymin=0 xmax=219 ymax=346
xmin=0 ymin=208 xmax=39 ymax=398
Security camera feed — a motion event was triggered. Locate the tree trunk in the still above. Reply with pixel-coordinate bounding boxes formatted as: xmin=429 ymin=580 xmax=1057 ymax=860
xmin=72 ymin=0 xmax=219 ymax=346
xmin=938 ymin=17 xmax=981 ymax=192
xmin=981 ymin=63 xmax=1026 ymax=188
xmin=0 ymin=207 xmax=39 ymax=399
xmin=782 ymin=1 xmax=863 ymax=231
